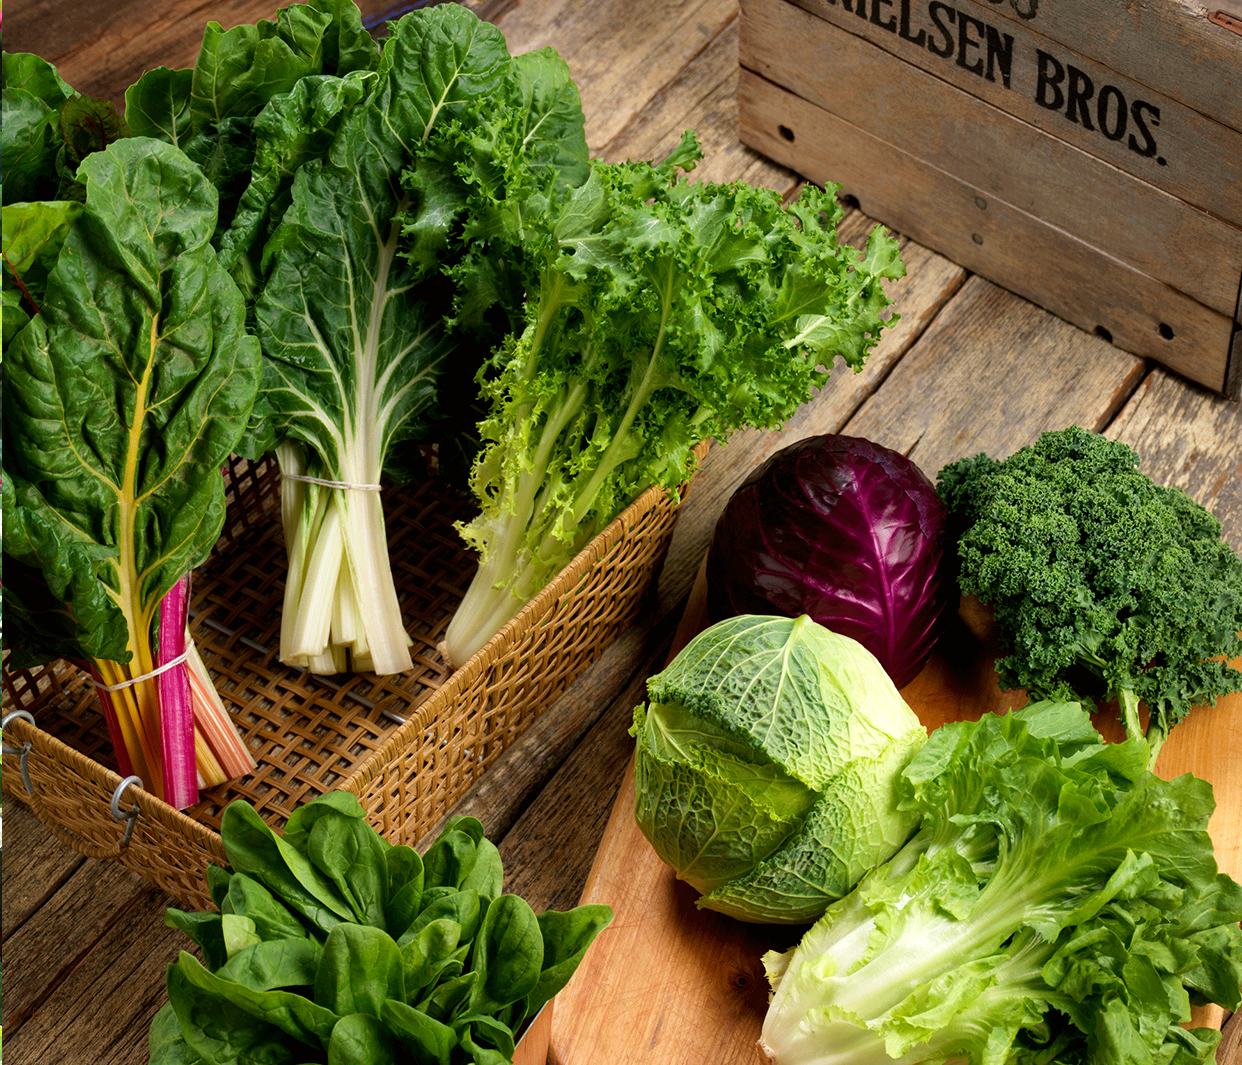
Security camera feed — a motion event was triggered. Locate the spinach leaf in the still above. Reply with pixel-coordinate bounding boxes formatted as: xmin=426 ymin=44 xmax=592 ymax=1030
xmin=165 ymin=956 xmax=328 ymax=1064
xmin=466 ymin=895 xmax=543 ymax=1017
xmin=217 ymin=938 xmax=323 ymax=992
xmin=325 ymin=1013 xmax=398 ymax=1065
xmin=399 ymin=918 xmax=468 ymax=997
xmin=379 ymin=998 xmax=456 ymax=1063
xmin=220 ymin=801 xmax=355 ymax=935
xmin=313 ymin=923 xmax=404 ymax=1018
xmin=285 ymin=791 xmax=391 ymax=929
xmin=148 ymin=1001 xmax=210 ymax=1065
xmin=223 ymin=872 xmax=311 ymax=943
xmin=385 ymin=844 xmax=425 ymax=938
xmin=525 ymin=903 xmax=615 ymax=1019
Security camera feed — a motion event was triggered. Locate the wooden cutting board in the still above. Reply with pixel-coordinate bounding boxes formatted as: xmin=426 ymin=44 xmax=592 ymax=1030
xmin=548 ymin=565 xmax=1242 ymax=1064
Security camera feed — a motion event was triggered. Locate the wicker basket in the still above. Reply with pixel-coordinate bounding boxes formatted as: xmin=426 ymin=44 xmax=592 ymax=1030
xmin=2 ymin=445 xmax=704 ymax=908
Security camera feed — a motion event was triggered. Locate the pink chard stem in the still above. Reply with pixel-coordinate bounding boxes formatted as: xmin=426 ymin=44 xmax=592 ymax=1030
xmin=157 ymin=575 xmax=199 ymax=809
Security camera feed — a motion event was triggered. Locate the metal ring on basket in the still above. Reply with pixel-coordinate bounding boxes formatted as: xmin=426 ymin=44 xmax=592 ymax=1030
xmin=109 ymin=775 xmax=144 ymax=849
xmin=2 ymin=709 xmax=37 ymax=793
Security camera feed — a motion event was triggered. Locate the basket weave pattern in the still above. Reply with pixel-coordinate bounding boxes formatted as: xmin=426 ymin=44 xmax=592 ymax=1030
xmin=2 ymin=448 xmax=701 ymax=907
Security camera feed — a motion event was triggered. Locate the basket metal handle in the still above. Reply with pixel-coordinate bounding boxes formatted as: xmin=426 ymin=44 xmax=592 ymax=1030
xmin=109 ymin=775 xmax=144 ymax=848
xmin=3 ymin=710 xmax=143 ymax=857
xmin=2 ymin=709 xmax=37 ymax=793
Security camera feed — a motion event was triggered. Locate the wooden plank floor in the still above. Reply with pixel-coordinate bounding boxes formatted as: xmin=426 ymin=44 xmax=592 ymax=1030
xmin=3 ymin=0 xmax=1241 ymax=1062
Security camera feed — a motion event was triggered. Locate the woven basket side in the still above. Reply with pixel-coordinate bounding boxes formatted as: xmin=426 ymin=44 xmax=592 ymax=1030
xmin=1 ymin=713 xmax=225 ymax=909
xmin=2 ymin=442 xmax=705 ymax=901
xmin=347 ymin=443 xmax=706 ymax=846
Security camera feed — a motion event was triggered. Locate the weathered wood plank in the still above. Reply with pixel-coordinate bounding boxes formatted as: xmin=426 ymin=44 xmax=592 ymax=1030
xmin=739 ymin=69 xmax=1237 ymax=396
xmin=497 ymin=644 xmax=664 ymax=917
xmin=931 ymin=0 xmax=1242 ymax=132
xmin=593 ymin=12 xmax=794 ymax=191
xmin=493 ymin=0 xmax=739 ymax=154
xmin=778 ymin=0 xmax=1242 ymax=229
xmin=416 ymin=605 xmax=685 ymax=851
xmin=0 ymin=796 xmax=84 ymax=936
xmin=2 ymin=875 xmax=186 ymax=1065
xmin=843 ymin=274 xmax=1148 ymax=476
xmin=1 ymin=828 xmax=160 ymax=1035
xmin=1108 ymin=367 xmax=1242 ymax=550
xmin=742 ymin=0 xmax=1242 ymax=311
xmin=0 ymin=0 xmax=508 ymax=110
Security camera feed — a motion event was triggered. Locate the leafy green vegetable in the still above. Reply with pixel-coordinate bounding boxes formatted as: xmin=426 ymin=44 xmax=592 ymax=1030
xmin=937 ymin=425 xmax=1242 ymax=768
xmin=1 ymin=199 xmax=83 ymax=348
xmin=759 ymin=701 xmax=1242 ymax=1065
xmin=123 ymin=0 xmax=380 ymax=292
xmin=247 ymin=3 xmax=593 ymax=675
xmin=2 ymin=51 xmax=129 ymax=343
xmin=1 ymin=50 xmax=128 ymax=205
xmin=631 ymin=614 xmax=927 ymax=924
xmin=428 ymin=114 xmax=905 ymax=665
xmin=152 ymin=792 xmax=612 ymax=1065
xmin=2 ymin=136 xmax=261 ymax=801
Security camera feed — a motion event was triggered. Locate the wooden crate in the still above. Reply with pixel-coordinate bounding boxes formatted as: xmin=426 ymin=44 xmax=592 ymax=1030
xmin=738 ymin=0 xmax=1242 ymax=398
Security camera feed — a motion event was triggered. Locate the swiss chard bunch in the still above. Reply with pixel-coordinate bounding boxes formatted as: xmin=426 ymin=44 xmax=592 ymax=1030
xmin=150 ymin=792 xmax=612 ymax=1065
xmin=760 ymin=701 xmax=1242 ymax=1065
xmin=242 ymin=5 xmax=591 ymax=675
xmin=937 ymin=425 xmax=1242 ymax=768
xmin=3 ymin=135 xmax=260 ymax=806
xmin=417 ymin=119 xmax=906 ymax=667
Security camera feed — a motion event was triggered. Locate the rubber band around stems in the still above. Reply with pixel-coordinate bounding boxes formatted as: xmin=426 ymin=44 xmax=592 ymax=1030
xmin=92 ymin=650 xmax=191 ymax=692
xmin=281 ymin=473 xmax=383 ymax=491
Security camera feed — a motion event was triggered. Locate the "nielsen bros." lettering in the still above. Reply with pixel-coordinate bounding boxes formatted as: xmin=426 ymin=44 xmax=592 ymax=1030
xmin=819 ymin=0 xmax=1165 ymax=163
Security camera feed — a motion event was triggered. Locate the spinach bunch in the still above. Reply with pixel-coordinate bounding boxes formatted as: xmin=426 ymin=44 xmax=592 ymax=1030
xmin=151 ymin=792 xmax=612 ymax=1064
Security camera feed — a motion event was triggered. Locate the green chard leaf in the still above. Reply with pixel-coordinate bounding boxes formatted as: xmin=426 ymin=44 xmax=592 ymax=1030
xmin=124 ymin=0 xmax=381 ymax=260
xmin=2 ymin=200 xmax=85 ymax=346
xmin=2 ymin=137 xmax=260 ymax=672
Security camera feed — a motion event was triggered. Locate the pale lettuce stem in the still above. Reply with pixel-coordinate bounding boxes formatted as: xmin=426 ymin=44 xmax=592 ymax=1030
xmin=443 ymin=367 xmax=589 ymax=668
xmin=565 ymin=276 xmax=672 ymax=528
xmin=287 ymin=489 xmax=346 ymax=662
xmin=336 ymin=484 xmax=413 ymax=675
xmin=1116 ymin=686 xmax=1156 ymax=765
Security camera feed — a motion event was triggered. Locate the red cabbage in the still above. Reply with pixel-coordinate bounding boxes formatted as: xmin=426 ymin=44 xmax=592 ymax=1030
xmin=705 ymin=434 xmax=951 ymax=687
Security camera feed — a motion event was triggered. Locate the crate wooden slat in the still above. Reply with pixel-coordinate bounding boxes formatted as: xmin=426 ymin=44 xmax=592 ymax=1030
xmin=739 ymin=0 xmax=1242 ymax=397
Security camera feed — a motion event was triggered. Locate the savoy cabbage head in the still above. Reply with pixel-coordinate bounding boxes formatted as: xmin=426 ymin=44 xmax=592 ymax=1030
xmin=630 ymin=614 xmax=927 ymax=924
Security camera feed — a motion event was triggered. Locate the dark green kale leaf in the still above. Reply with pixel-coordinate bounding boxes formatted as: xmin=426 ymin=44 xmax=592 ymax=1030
xmin=937 ymin=425 xmax=1242 ymax=767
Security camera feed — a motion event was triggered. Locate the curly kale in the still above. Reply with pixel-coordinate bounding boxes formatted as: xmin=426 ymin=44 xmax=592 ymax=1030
xmin=937 ymin=426 xmax=1242 ymax=768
